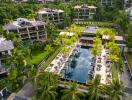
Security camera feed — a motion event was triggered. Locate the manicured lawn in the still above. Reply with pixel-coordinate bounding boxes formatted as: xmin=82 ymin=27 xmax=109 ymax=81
xmin=112 ymin=64 xmax=118 ymax=80
xmin=125 ymin=52 xmax=132 ymax=71
xmin=31 ymin=50 xmax=49 ymax=65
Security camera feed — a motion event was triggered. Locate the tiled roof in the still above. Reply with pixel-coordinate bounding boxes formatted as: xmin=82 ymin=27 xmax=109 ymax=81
xmin=83 ymin=27 xmax=98 ymax=34
xmin=38 ymin=8 xmax=64 ymax=14
xmin=0 ymin=38 xmax=14 ymax=52
xmin=74 ymin=5 xmax=97 ymax=9
xmin=3 ymin=18 xmax=46 ymax=30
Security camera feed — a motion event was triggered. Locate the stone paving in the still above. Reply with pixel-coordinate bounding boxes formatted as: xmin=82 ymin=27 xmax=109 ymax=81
xmin=121 ymin=61 xmax=132 ymax=100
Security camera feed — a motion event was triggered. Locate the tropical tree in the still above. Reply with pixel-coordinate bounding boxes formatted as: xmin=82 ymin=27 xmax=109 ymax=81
xmin=35 ymin=72 xmax=59 ymax=100
xmin=114 ymin=10 xmax=130 ymax=34
xmin=87 ymin=75 xmax=106 ymax=100
xmin=44 ymin=44 xmax=54 ymax=53
xmin=106 ymin=42 xmax=120 ymax=63
xmin=126 ymin=24 xmax=132 ymax=51
xmin=91 ymin=37 xmax=102 ymax=57
xmin=62 ymin=45 xmax=69 ymax=55
xmin=53 ymin=37 xmax=61 ymax=46
xmin=107 ymin=79 xmax=127 ymax=100
xmin=36 ymin=81 xmax=57 ymax=100
xmin=61 ymin=82 xmax=84 ymax=100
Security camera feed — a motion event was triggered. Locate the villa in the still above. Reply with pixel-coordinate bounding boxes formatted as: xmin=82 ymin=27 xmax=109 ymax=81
xmin=100 ymin=0 xmax=113 ymax=6
xmin=0 ymin=38 xmax=14 ymax=75
xmin=79 ymin=26 xmax=98 ymax=46
xmin=125 ymin=0 xmax=132 ymax=6
xmin=12 ymin=0 xmax=28 ymax=3
xmin=126 ymin=6 xmax=132 ymax=21
xmin=37 ymin=8 xmax=64 ymax=24
xmin=3 ymin=18 xmax=47 ymax=42
xmin=102 ymin=35 xmax=126 ymax=53
xmin=73 ymin=5 xmax=97 ymax=21
xmin=59 ymin=32 xmax=74 ymax=37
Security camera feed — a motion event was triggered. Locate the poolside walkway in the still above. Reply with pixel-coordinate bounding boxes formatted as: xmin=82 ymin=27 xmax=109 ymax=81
xmin=94 ymin=47 xmax=112 ymax=84
xmin=45 ymin=43 xmax=77 ymax=74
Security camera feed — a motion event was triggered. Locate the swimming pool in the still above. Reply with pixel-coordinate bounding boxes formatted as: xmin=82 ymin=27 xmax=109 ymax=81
xmin=61 ymin=46 xmax=93 ymax=83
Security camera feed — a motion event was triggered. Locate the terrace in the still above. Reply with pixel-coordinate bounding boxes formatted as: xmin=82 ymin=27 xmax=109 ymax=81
xmin=3 ymin=18 xmax=46 ymax=41
xmin=0 ymin=38 xmax=14 ymax=75
xmin=94 ymin=47 xmax=112 ymax=84
xmin=45 ymin=44 xmax=76 ymax=74
xmin=79 ymin=26 xmax=98 ymax=46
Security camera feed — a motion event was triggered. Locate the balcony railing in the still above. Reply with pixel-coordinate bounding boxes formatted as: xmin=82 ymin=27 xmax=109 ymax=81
xmin=19 ymin=30 xmax=28 ymax=33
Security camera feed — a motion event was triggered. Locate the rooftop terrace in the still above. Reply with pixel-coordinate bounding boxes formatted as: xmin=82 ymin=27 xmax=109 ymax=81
xmin=74 ymin=4 xmax=97 ymax=9
xmin=83 ymin=26 xmax=98 ymax=34
xmin=0 ymin=38 xmax=14 ymax=52
xmin=38 ymin=8 xmax=64 ymax=14
xmin=3 ymin=18 xmax=46 ymax=30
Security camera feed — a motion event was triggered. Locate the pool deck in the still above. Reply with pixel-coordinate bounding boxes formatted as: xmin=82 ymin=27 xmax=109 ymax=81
xmin=94 ymin=47 xmax=112 ymax=84
xmin=45 ymin=43 xmax=77 ymax=74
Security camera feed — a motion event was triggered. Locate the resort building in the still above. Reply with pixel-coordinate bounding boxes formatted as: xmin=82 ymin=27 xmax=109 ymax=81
xmin=3 ymin=18 xmax=47 ymax=41
xmin=73 ymin=5 xmax=97 ymax=21
xmin=79 ymin=27 xmax=98 ymax=46
xmin=125 ymin=0 xmax=132 ymax=6
xmin=0 ymin=38 xmax=14 ymax=75
xmin=126 ymin=6 xmax=132 ymax=21
xmin=12 ymin=0 xmax=28 ymax=3
xmin=102 ymin=35 xmax=126 ymax=53
xmin=37 ymin=8 xmax=64 ymax=24
xmin=99 ymin=0 xmax=114 ymax=6
xmin=59 ymin=32 xmax=74 ymax=37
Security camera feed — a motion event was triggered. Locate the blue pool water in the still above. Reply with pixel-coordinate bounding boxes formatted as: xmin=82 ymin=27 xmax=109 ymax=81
xmin=61 ymin=47 xmax=93 ymax=83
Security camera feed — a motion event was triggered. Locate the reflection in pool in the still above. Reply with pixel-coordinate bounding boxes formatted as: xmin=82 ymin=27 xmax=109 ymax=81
xmin=61 ymin=46 xmax=93 ymax=83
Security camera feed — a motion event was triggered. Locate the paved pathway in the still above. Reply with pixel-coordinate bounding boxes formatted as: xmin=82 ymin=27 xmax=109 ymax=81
xmin=120 ymin=55 xmax=132 ymax=100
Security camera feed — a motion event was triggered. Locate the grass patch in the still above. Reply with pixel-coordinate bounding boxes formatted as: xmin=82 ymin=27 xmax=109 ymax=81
xmin=30 ymin=50 xmax=49 ymax=65
xmin=125 ymin=52 xmax=132 ymax=71
xmin=112 ymin=64 xmax=118 ymax=81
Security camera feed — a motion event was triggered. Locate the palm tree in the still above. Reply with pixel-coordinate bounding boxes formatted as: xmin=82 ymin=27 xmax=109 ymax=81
xmin=114 ymin=10 xmax=130 ymax=34
xmin=61 ymin=82 xmax=84 ymax=100
xmin=36 ymin=81 xmax=57 ymax=100
xmin=107 ymin=79 xmax=127 ymax=100
xmin=35 ymin=72 xmax=59 ymax=100
xmin=87 ymin=75 xmax=106 ymax=100
xmin=45 ymin=44 xmax=53 ymax=53
xmin=62 ymin=45 xmax=69 ymax=55
xmin=91 ymin=37 xmax=102 ymax=57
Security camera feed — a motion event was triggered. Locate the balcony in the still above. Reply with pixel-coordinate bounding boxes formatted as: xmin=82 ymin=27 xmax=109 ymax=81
xmin=38 ymin=31 xmax=45 ymax=35
xmin=0 ymin=55 xmax=8 ymax=60
xmin=53 ymin=13 xmax=58 ymax=16
xmin=9 ymin=29 xmax=18 ymax=34
xmin=39 ymin=35 xmax=47 ymax=40
xmin=31 ymin=37 xmax=37 ymax=41
xmin=38 ymin=25 xmax=44 ymax=30
xmin=30 ymin=32 xmax=37 ymax=37
xmin=19 ymin=28 xmax=28 ymax=33
xmin=21 ymin=34 xmax=29 ymax=39
xmin=42 ymin=14 xmax=48 ymax=17
xmin=28 ymin=27 xmax=36 ymax=32
xmin=0 ymin=67 xmax=6 ymax=75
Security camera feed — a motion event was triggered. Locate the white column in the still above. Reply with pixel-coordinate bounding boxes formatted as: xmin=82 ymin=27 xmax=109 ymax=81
xmin=8 ymin=50 xmax=11 ymax=55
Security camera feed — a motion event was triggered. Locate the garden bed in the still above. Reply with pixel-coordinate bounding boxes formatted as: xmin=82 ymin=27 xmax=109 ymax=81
xmin=112 ymin=64 xmax=118 ymax=80
xmin=75 ymin=21 xmax=115 ymax=27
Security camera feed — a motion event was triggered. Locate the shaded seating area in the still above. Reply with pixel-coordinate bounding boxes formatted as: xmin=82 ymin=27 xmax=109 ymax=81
xmin=94 ymin=47 xmax=112 ymax=84
xmin=45 ymin=44 xmax=77 ymax=74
